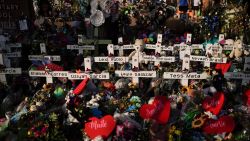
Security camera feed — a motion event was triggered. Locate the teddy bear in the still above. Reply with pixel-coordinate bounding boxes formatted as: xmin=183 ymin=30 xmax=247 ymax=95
xmin=229 ymin=39 xmax=243 ymax=60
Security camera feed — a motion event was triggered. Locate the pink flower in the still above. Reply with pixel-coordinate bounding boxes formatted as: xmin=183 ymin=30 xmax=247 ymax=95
xmin=34 ymin=131 xmax=40 ymax=138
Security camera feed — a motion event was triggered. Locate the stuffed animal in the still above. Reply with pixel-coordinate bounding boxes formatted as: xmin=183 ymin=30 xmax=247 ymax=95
xmin=229 ymin=39 xmax=243 ymax=59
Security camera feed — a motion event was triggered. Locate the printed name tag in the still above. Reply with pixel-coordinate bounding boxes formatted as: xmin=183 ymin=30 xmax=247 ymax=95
xmin=3 ymin=52 xmax=21 ymax=58
xmin=224 ymin=72 xmax=250 ymax=79
xmin=143 ymin=55 xmax=175 ymax=62
xmin=68 ymin=73 xmax=109 ymax=80
xmin=0 ymin=68 xmax=22 ymax=74
xmin=94 ymin=57 xmax=128 ymax=63
xmin=115 ymin=71 xmax=157 ymax=78
xmin=163 ymin=72 xmax=207 ymax=79
xmin=190 ymin=55 xmax=227 ymax=63
xmin=29 ymin=71 xmax=68 ymax=77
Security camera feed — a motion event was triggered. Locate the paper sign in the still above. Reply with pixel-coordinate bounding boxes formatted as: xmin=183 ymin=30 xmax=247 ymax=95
xmin=40 ymin=43 xmax=46 ymax=54
xmin=94 ymin=57 xmax=128 ymax=63
xmin=19 ymin=19 xmax=28 ymax=30
xmin=143 ymin=55 xmax=175 ymax=62
xmin=186 ymin=34 xmax=192 ymax=43
xmin=3 ymin=52 xmax=21 ymax=58
xmin=163 ymin=72 xmax=207 ymax=79
xmin=115 ymin=71 xmax=157 ymax=78
xmin=219 ymin=34 xmax=225 ymax=42
xmin=46 ymin=76 xmax=53 ymax=84
xmin=107 ymin=44 xmax=114 ymax=56
xmin=118 ymin=37 xmax=123 ymax=44
xmin=84 ymin=58 xmax=92 ymax=71
xmin=0 ymin=68 xmax=22 ymax=74
xmin=206 ymin=44 xmax=222 ymax=57
xmin=68 ymin=73 xmax=109 ymax=80
xmin=190 ymin=55 xmax=227 ymax=63
xmin=157 ymin=34 xmax=163 ymax=44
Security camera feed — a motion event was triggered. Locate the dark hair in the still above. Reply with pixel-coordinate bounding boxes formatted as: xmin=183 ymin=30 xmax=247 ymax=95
xmin=38 ymin=0 xmax=52 ymax=16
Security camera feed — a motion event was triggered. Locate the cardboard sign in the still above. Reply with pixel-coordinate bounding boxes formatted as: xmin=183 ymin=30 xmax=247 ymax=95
xmin=107 ymin=44 xmax=114 ymax=56
xmin=94 ymin=57 xmax=128 ymax=63
xmin=203 ymin=116 xmax=235 ymax=134
xmin=189 ymin=55 xmax=227 ymax=63
xmin=115 ymin=71 xmax=157 ymax=78
xmin=143 ymin=55 xmax=175 ymax=62
xmin=202 ymin=92 xmax=225 ymax=115
xmin=68 ymin=73 xmax=109 ymax=80
xmin=206 ymin=44 xmax=222 ymax=57
xmin=163 ymin=72 xmax=208 ymax=79
xmin=139 ymin=96 xmax=170 ymax=124
xmin=3 ymin=52 xmax=21 ymax=58
xmin=0 ymin=68 xmax=22 ymax=74
xmin=84 ymin=115 xmax=116 ymax=139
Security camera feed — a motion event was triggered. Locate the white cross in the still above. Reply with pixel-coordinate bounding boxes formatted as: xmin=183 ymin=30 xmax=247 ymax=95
xmin=0 ymin=53 xmax=22 ymax=84
xmin=94 ymin=44 xmax=129 ymax=69
xmin=170 ymin=34 xmax=209 ymax=86
xmin=143 ymin=34 xmax=175 ymax=66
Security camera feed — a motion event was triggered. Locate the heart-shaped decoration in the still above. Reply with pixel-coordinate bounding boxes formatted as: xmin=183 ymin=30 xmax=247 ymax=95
xmin=202 ymin=92 xmax=225 ymax=115
xmin=84 ymin=115 xmax=116 ymax=139
xmin=203 ymin=116 xmax=235 ymax=134
xmin=139 ymin=96 xmax=170 ymax=124
xmin=244 ymin=89 xmax=250 ymax=106
xmin=215 ymin=62 xmax=231 ymax=75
